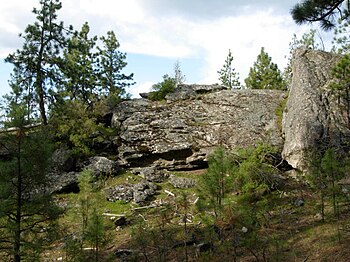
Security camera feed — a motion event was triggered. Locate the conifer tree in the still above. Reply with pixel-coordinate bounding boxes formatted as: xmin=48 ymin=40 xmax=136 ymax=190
xmin=245 ymin=47 xmax=286 ymax=90
xmin=5 ymin=0 xmax=68 ymax=125
xmin=330 ymin=54 xmax=350 ymax=125
xmin=291 ymin=0 xmax=348 ymax=30
xmin=197 ymin=146 xmax=235 ymax=218
xmin=148 ymin=74 xmax=177 ymax=101
xmin=63 ymin=171 xmax=108 ymax=261
xmin=0 ymin=101 xmax=62 ymax=261
xmin=217 ymin=49 xmax=241 ymax=89
xmin=173 ymin=60 xmax=186 ymax=87
xmin=61 ymin=22 xmax=98 ymax=105
xmin=97 ymin=30 xmax=135 ymax=102
xmin=332 ymin=18 xmax=350 ymax=54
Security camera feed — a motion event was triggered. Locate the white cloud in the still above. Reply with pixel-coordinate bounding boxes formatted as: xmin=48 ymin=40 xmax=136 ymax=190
xmin=78 ymin=0 xmax=146 ymax=24
xmin=128 ymin=81 xmax=154 ymax=98
xmin=185 ymin=9 xmax=301 ymax=84
xmin=0 ymin=0 xmax=332 ymax=97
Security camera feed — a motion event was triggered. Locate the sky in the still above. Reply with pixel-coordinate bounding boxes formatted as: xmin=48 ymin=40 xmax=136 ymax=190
xmin=0 ymin=0 xmax=334 ymax=98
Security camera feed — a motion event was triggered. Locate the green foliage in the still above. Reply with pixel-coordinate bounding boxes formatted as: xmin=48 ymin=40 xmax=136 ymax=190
xmin=329 ymin=54 xmax=350 ymax=125
xmin=98 ymin=31 xmax=135 ymax=99
xmin=245 ymin=47 xmax=286 ymax=90
xmin=60 ymin=24 xmax=134 ymax=107
xmin=197 ymin=146 xmax=236 ymax=218
xmin=308 ymin=148 xmax=347 ymax=221
xmin=291 ymin=0 xmax=348 ymax=30
xmin=50 ymin=99 xmax=110 ymax=156
xmin=5 ymin=0 xmax=134 ymax=133
xmin=197 ymin=143 xmax=279 ymax=223
xmin=196 ymin=143 xmax=281 ymax=261
xmin=60 ymin=22 xmax=99 ymax=104
xmin=5 ymin=0 xmax=68 ymax=125
xmin=235 ymin=143 xmax=280 ymax=193
xmin=64 ymin=171 xmax=110 ymax=261
xmin=296 ymin=29 xmax=322 ymax=50
xmin=332 ymin=18 xmax=350 ymax=53
xmin=148 ymin=61 xmax=185 ymax=101
xmin=275 ymin=96 xmax=288 ymax=131
xmin=217 ymin=49 xmax=241 ymax=89
xmin=0 ymin=102 xmax=62 ymax=261
xmin=148 ymin=74 xmax=177 ymax=101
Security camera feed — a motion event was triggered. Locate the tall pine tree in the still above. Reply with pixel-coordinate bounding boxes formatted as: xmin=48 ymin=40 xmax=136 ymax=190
xmin=245 ymin=47 xmax=285 ymax=90
xmin=0 ymin=101 xmax=62 ymax=261
xmin=5 ymin=0 xmax=68 ymax=125
xmin=97 ymin=30 xmax=135 ymax=101
xmin=61 ymin=22 xmax=98 ymax=104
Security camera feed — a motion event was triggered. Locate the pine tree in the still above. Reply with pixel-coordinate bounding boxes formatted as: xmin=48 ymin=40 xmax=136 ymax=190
xmin=332 ymin=18 xmax=350 ymax=54
xmin=330 ymin=54 xmax=350 ymax=125
xmin=61 ymin=22 xmax=99 ymax=105
xmin=0 ymin=101 xmax=62 ymax=261
xmin=63 ymin=171 xmax=108 ymax=261
xmin=97 ymin=31 xmax=135 ymax=102
xmin=197 ymin=146 xmax=235 ymax=218
xmin=217 ymin=49 xmax=241 ymax=89
xmin=173 ymin=60 xmax=186 ymax=87
xmin=245 ymin=47 xmax=286 ymax=90
xmin=5 ymin=0 xmax=68 ymax=125
xmin=291 ymin=0 xmax=348 ymax=30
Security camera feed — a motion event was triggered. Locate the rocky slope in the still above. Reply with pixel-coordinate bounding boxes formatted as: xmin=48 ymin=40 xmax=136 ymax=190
xmin=111 ymin=48 xmax=350 ymax=173
xmin=50 ymin=47 xmax=350 ymax=194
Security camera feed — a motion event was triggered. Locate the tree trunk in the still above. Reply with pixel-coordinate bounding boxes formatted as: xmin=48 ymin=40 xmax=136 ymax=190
xmin=14 ymin=133 xmax=23 ymax=262
xmin=36 ymin=20 xmax=47 ymax=125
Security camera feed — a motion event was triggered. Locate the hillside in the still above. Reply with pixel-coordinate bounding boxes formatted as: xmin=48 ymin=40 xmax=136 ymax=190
xmin=2 ymin=47 xmax=350 ymax=261
xmin=38 ymin=47 xmax=350 ymax=261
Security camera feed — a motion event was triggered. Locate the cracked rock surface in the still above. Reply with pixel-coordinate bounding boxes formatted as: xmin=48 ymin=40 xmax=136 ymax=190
xmin=112 ymin=85 xmax=286 ymax=170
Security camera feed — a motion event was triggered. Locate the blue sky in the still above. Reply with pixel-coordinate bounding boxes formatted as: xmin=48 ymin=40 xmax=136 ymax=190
xmin=0 ymin=0 xmax=333 ymax=98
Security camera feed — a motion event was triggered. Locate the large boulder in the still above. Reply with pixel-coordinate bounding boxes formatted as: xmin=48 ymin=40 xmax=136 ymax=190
xmin=50 ymin=154 xmax=118 ymax=194
xmin=112 ymin=86 xmax=286 ymax=170
xmin=282 ymin=48 xmax=350 ymax=171
xmin=84 ymin=156 xmax=119 ymax=179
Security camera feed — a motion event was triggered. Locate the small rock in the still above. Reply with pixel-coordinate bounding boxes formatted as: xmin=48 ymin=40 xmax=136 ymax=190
xmin=294 ymin=197 xmax=304 ymax=207
xmin=314 ymin=213 xmax=323 ymax=221
xmin=241 ymin=227 xmax=248 ymax=233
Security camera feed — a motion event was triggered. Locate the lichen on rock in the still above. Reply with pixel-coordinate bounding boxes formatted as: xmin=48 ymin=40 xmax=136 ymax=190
xmin=112 ymin=85 xmax=286 ymax=171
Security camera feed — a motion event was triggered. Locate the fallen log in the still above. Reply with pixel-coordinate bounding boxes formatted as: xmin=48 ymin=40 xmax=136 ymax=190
xmin=0 ymin=123 xmax=42 ymax=134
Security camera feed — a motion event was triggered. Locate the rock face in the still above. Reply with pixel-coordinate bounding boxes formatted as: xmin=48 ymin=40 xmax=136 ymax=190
xmin=282 ymin=48 xmax=350 ymax=170
xmin=112 ymin=87 xmax=286 ymax=170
